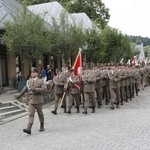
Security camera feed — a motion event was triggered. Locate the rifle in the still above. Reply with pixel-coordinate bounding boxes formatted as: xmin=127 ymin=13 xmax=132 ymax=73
xmin=47 ymin=82 xmax=54 ymax=92
xmin=59 ymin=82 xmax=68 ymax=107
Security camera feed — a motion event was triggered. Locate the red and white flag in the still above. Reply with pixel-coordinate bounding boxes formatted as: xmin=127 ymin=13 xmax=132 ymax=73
xmin=132 ymin=55 xmax=138 ymax=67
xmin=72 ymin=48 xmax=82 ymax=89
xmin=72 ymin=48 xmax=82 ymax=77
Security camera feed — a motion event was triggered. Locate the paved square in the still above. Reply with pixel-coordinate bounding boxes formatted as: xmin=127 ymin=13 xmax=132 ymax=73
xmin=0 ymin=87 xmax=150 ymax=150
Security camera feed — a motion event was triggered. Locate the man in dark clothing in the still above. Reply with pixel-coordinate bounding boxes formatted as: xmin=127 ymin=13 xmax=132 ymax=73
xmin=46 ymin=65 xmax=54 ymax=81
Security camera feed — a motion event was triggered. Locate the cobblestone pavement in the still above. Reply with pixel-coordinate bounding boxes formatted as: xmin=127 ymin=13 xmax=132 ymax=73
xmin=0 ymin=87 xmax=150 ymax=150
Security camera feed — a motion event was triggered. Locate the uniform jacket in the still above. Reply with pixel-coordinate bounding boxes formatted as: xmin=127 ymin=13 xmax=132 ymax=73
xmin=100 ymin=70 xmax=109 ymax=87
xmin=67 ymin=75 xmax=80 ymax=94
xmin=119 ymin=69 xmax=126 ymax=87
xmin=93 ymin=69 xmax=102 ymax=89
xmin=20 ymin=77 xmax=46 ymax=104
xmin=53 ymin=73 xmax=67 ymax=94
xmin=109 ymin=69 xmax=120 ymax=89
xmin=82 ymin=72 xmax=96 ymax=92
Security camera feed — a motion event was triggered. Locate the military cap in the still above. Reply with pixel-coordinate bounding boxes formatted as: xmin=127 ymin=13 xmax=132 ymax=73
xmin=55 ymin=69 xmax=61 ymax=73
xmin=31 ymin=68 xmax=39 ymax=73
xmin=84 ymin=66 xmax=91 ymax=70
xmin=68 ymin=69 xmax=74 ymax=72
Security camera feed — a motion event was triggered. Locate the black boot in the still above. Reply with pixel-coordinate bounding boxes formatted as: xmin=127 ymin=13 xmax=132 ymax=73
xmin=77 ymin=106 xmax=80 ymax=113
xmin=23 ymin=123 xmax=32 ymax=134
xmin=98 ymin=102 xmax=102 ymax=108
xmin=39 ymin=122 xmax=44 ymax=132
xmin=67 ymin=107 xmax=71 ymax=114
xmin=91 ymin=107 xmax=95 ymax=113
xmin=125 ymin=98 xmax=128 ymax=102
xmin=82 ymin=107 xmax=87 ymax=114
xmin=110 ymin=102 xmax=114 ymax=109
xmin=64 ymin=106 xmax=66 ymax=113
xmin=105 ymin=99 xmax=109 ymax=105
xmin=51 ymin=109 xmax=57 ymax=115
xmin=120 ymin=100 xmax=124 ymax=105
xmin=116 ymin=102 xmax=119 ymax=108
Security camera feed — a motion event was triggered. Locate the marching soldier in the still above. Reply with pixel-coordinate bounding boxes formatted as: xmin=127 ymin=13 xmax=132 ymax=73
xmin=119 ymin=65 xmax=126 ymax=105
xmin=15 ymin=68 xmax=46 ymax=134
xmin=108 ymin=65 xmax=121 ymax=109
xmin=100 ymin=65 xmax=109 ymax=105
xmin=82 ymin=67 xmax=96 ymax=114
xmin=133 ymin=67 xmax=140 ymax=96
xmin=51 ymin=69 xmax=67 ymax=115
xmin=128 ymin=67 xmax=134 ymax=100
xmin=66 ymin=69 xmax=80 ymax=114
xmin=124 ymin=66 xmax=130 ymax=102
xmin=92 ymin=65 xmax=102 ymax=108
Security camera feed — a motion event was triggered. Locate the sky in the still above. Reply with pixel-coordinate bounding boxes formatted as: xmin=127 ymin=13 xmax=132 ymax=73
xmin=102 ymin=0 xmax=150 ymax=38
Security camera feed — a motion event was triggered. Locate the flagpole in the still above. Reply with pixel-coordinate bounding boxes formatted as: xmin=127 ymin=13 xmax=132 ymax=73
xmin=72 ymin=48 xmax=82 ymax=69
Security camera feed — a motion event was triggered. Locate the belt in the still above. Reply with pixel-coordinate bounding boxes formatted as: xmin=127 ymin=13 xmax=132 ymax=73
xmin=29 ymin=93 xmax=42 ymax=96
xmin=55 ymin=85 xmax=63 ymax=87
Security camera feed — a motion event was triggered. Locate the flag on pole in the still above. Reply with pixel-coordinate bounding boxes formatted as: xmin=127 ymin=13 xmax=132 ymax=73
xmin=72 ymin=48 xmax=82 ymax=89
xmin=127 ymin=59 xmax=131 ymax=66
xmin=132 ymin=55 xmax=138 ymax=67
xmin=72 ymin=48 xmax=82 ymax=77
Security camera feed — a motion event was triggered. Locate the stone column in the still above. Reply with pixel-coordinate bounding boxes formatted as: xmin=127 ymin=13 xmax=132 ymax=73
xmin=7 ymin=53 xmax=16 ymax=87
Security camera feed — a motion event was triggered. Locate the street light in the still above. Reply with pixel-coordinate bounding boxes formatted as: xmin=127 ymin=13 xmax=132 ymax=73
xmin=83 ymin=42 xmax=88 ymax=66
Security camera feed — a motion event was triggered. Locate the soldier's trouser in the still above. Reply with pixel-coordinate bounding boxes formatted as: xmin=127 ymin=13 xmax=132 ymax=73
xmin=132 ymin=82 xmax=135 ymax=96
xmin=28 ymin=103 xmax=44 ymax=124
xmin=124 ymin=85 xmax=129 ymax=99
xmin=68 ymin=93 xmax=80 ymax=108
xmin=54 ymin=94 xmax=65 ymax=110
xmin=84 ymin=92 xmax=95 ymax=109
xmin=128 ymin=83 xmax=133 ymax=98
xmin=80 ymin=90 xmax=85 ymax=104
xmin=135 ymin=82 xmax=138 ymax=94
xmin=120 ymin=86 xmax=125 ymax=100
xmin=95 ymin=88 xmax=102 ymax=104
xmin=110 ymin=88 xmax=120 ymax=103
xmin=101 ymin=86 xmax=109 ymax=101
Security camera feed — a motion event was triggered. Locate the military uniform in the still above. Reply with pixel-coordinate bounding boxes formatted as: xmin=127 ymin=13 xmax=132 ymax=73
xmin=82 ymin=69 xmax=96 ymax=114
xmin=16 ymin=68 xmax=46 ymax=134
xmin=133 ymin=68 xmax=140 ymax=96
xmin=51 ymin=71 xmax=67 ymax=115
xmin=100 ymin=69 xmax=109 ymax=105
xmin=108 ymin=68 xmax=121 ymax=109
xmin=66 ymin=71 xmax=80 ymax=114
xmin=119 ymin=68 xmax=126 ymax=105
xmin=93 ymin=69 xmax=103 ymax=108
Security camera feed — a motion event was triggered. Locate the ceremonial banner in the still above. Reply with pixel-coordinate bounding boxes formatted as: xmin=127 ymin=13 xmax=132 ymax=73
xmin=72 ymin=48 xmax=82 ymax=77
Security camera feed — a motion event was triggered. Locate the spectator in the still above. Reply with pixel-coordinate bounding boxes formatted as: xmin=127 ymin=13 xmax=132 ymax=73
xmin=46 ymin=65 xmax=54 ymax=81
xmin=40 ymin=66 xmax=47 ymax=83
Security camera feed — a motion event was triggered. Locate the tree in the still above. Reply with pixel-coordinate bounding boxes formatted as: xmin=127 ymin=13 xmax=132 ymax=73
xmin=100 ymin=27 xmax=133 ymax=63
xmin=47 ymin=12 xmax=85 ymax=66
xmin=2 ymin=5 xmax=51 ymax=70
xmin=68 ymin=0 xmax=110 ymax=29
xmin=85 ymin=29 xmax=105 ymax=64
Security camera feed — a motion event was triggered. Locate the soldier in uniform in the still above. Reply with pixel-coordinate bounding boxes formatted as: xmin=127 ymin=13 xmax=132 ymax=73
xmin=128 ymin=67 xmax=134 ymax=100
xmin=119 ymin=65 xmax=126 ymax=105
xmin=133 ymin=67 xmax=140 ymax=96
xmin=108 ymin=65 xmax=121 ymax=109
xmin=51 ymin=69 xmax=67 ymax=115
xmin=92 ymin=65 xmax=102 ymax=108
xmin=100 ymin=65 xmax=109 ymax=105
xmin=15 ymin=68 xmax=46 ymax=134
xmin=82 ymin=67 xmax=96 ymax=114
xmin=139 ymin=66 xmax=148 ymax=90
xmin=66 ymin=69 xmax=80 ymax=114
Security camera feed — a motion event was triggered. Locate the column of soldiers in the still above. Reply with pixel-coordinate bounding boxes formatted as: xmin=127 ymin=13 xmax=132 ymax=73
xmin=15 ymin=65 xmax=150 ymax=134
xmin=51 ymin=64 xmax=150 ymax=114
